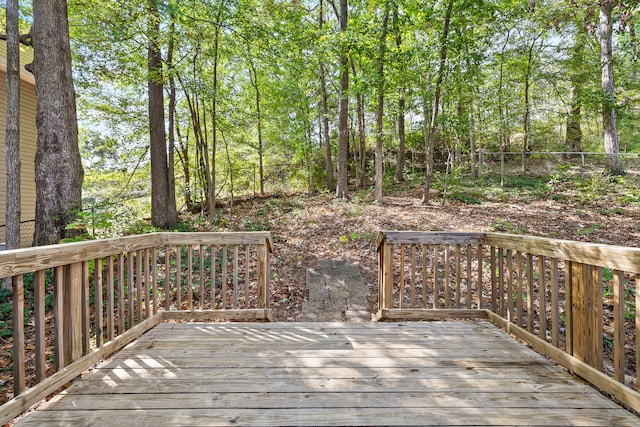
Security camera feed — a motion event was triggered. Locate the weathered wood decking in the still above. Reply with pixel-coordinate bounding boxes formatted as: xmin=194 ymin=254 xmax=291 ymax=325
xmin=15 ymin=321 xmax=639 ymax=426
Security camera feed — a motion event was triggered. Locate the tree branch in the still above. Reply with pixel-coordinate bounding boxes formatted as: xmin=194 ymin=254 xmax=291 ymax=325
xmin=0 ymin=33 xmax=32 ymax=47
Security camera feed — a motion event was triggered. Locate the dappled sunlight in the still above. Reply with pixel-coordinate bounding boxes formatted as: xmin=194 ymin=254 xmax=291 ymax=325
xmin=17 ymin=321 xmax=638 ymax=426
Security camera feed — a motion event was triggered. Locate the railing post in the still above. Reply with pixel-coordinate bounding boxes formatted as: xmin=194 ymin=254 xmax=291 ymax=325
xmin=63 ymin=263 xmax=83 ymax=367
xmin=570 ymin=262 xmax=596 ymax=366
xmin=380 ymin=240 xmax=393 ymax=310
xmin=257 ymin=244 xmax=270 ymax=309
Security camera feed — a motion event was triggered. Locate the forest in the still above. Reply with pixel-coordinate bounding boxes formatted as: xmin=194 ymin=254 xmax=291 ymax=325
xmin=1 ymin=0 xmax=639 ymax=238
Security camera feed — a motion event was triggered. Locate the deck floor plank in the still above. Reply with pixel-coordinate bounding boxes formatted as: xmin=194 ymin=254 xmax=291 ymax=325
xmin=15 ymin=321 xmax=640 ymax=426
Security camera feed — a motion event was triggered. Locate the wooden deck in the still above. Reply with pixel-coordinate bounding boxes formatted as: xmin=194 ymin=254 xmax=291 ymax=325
xmin=15 ymin=321 xmax=640 ymax=426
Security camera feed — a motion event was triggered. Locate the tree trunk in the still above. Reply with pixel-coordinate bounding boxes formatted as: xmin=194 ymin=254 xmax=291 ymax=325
xmin=147 ymin=0 xmax=177 ymax=228
xmin=167 ymin=13 xmax=177 ymax=223
xmin=422 ymin=0 xmax=454 ymax=204
xmin=5 ymin=0 xmax=20 ymax=251
xmin=566 ymin=22 xmax=586 ymax=154
xmin=247 ymin=53 xmax=265 ymax=196
xmin=335 ymin=0 xmax=349 ymax=200
xmin=32 ymin=0 xmax=84 ymax=246
xmin=393 ymin=8 xmax=405 ymax=184
xmin=319 ymin=0 xmax=334 ymax=192
xmin=375 ymin=3 xmax=390 ymax=204
xmin=600 ymin=1 xmax=623 ymax=175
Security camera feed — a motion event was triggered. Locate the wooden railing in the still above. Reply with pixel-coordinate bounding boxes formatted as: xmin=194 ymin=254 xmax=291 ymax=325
xmin=377 ymin=230 xmax=640 ymax=413
xmin=0 ymin=231 xmax=272 ymax=423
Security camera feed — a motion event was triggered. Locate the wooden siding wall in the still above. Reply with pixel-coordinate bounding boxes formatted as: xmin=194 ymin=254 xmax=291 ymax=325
xmin=0 ymin=70 xmax=37 ymax=247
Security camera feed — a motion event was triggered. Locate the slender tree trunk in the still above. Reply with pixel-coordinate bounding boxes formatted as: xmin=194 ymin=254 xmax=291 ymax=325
xmin=422 ymin=0 xmax=454 ymax=204
xmin=5 ymin=0 xmax=20 ymax=251
xmin=335 ymin=0 xmax=350 ymax=199
xmin=319 ymin=0 xmax=334 ymax=192
xmin=167 ymin=13 xmax=178 ymax=219
xmin=350 ymin=58 xmax=367 ymax=188
xmin=375 ymin=3 xmax=390 ymax=204
xmin=247 ymin=53 xmax=265 ymax=196
xmin=210 ymin=17 xmax=221 ymax=223
xmin=32 ymin=0 xmax=84 ymax=245
xmin=393 ymin=7 xmax=405 ymax=183
xmin=600 ymin=0 xmax=623 ymax=175
xmin=567 ymin=22 xmax=586 ymax=154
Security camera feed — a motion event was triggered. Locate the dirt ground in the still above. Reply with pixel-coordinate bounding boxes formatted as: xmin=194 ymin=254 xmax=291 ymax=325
xmin=222 ymin=179 xmax=640 ymax=321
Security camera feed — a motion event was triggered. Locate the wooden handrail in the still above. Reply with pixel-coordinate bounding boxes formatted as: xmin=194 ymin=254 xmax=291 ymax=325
xmin=376 ymin=230 xmax=640 ymax=413
xmin=1 ymin=232 xmax=273 ymax=424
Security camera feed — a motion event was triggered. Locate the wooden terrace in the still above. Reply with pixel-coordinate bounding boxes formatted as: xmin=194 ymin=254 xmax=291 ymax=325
xmin=1 ymin=231 xmax=640 ymax=425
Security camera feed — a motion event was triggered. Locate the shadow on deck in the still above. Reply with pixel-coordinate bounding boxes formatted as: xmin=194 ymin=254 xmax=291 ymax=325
xmin=13 ymin=321 xmax=640 ymax=426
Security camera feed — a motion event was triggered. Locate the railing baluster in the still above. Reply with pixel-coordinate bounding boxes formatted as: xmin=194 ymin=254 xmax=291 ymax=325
xmin=497 ymin=248 xmax=504 ymax=317
xmin=164 ymin=245 xmax=171 ymax=310
xmin=245 ymin=246 xmax=250 ymax=308
xmin=538 ymin=256 xmax=546 ymax=341
xmin=614 ymin=270 xmax=625 ymax=383
xmin=490 ymin=247 xmax=496 ymax=313
xmin=106 ymin=256 xmax=115 ymax=341
xmin=82 ymin=261 xmax=90 ymax=355
xmin=12 ymin=274 xmax=25 ymax=396
xmin=200 ymin=245 xmax=206 ymax=309
xmin=127 ymin=253 xmax=135 ymax=329
xmin=593 ymin=266 xmax=603 ymax=371
xmin=550 ymin=258 xmax=559 ymax=347
xmin=506 ymin=249 xmax=513 ymax=322
xmin=526 ymin=253 xmax=534 ymax=333
xmin=187 ymin=245 xmax=193 ymax=310
xmin=410 ymin=245 xmax=417 ymax=307
xmin=233 ymin=246 xmax=239 ymax=308
xmin=117 ymin=254 xmax=125 ymax=335
xmin=151 ymin=247 xmax=158 ymax=314
xmin=476 ymin=244 xmax=482 ymax=309
xmin=211 ymin=246 xmax=217 ymax=308
xmin=176 ymin=246 xmax=182 ymax=310
xmin=222 ymin=245 xmax=228 ymax=309
xmin=432 ymin=246 xmax=438 ymax=309
xmin=455 ymin=244 xmax=461 ymax=309
xmin=515 ymin=252 xmax=523 ymax=327
xmin=565 ymin=260 xmax=573 ymax=354
xmin=135 ymin=250 xmax=143 ymax=322
xmin=466 ymin=244 xmax=472 ymax=309
xmin=421 ymin=245 xmax=427 ymax=308
xmin=144 ymin=249 xmax=150 ymax=319
xmin=444 ymin=245 xmax=450 ymax=309
xmin=94 ymin=259 xmax=104 ymax=348
xmin=399 ymin=244 xmax=405 ymax=308
xmin=34 ymin=270 xmax=46 ymax=382
xmin=53 ymin=266 xmax=64 ymax=371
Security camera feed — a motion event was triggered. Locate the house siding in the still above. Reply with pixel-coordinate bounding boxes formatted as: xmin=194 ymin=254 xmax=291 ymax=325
xmin=0 ymin=71 xmax=38 ymax=246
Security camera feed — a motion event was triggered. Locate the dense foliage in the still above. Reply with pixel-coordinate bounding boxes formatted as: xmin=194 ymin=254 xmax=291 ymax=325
xmin=8 ymin=1 xmax=640 ymax=232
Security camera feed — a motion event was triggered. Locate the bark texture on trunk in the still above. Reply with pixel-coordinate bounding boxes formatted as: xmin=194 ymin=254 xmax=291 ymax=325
xmin=422 ymin=0 xmax=454 ymax=204
xmin=335 ymin=0 xmax=349 ymax=200
xmin=5 ymin=0 xmax=21 ymax=250
xmin=148 ymin=0 xmax=177 ymax=228
xmin=32 ymin=0 xmax=84 ymax=246
xmin=375 ymin=3 xmax=390 ymax=204
xmin=599 ymin=1 xmax=623 ymax=175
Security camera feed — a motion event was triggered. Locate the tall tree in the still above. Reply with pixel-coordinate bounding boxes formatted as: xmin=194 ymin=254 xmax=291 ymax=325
xmin=392 ymin=5 xmax=406 ymax=184
xmin=335 ymin=0 xmax=350 ymax=199
xmin=599 ymin=0 xmax=623 ymax=174
xmin=374 ymin=1 xmax=390 ymax=204
xmin=32 ymin=0 xmax=84 ymax=245
xmin=5 ymin=0 xmax=20 ymax=250
xmin=422 ymin=0 xmax=454 ymax=204
xmin=318 ymin=0 xmax=334 ymax=192
xmin=147 ymin=0 xmax=178 ymax=228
